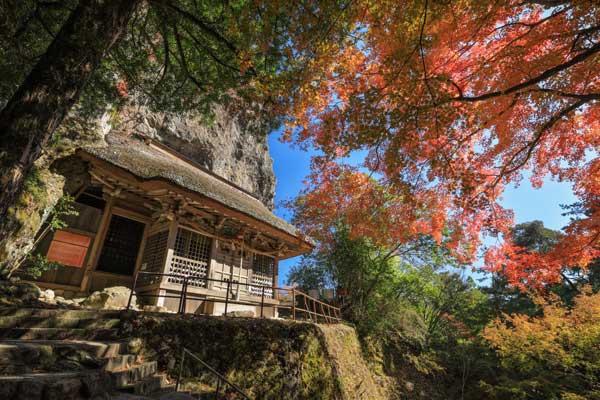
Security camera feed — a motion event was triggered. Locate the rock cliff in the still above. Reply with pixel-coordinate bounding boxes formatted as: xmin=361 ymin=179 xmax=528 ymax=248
xmin=113 ymin=103 xmax=276 ymax=209
xmin=0 ymin=100 xmax=277 ymax=277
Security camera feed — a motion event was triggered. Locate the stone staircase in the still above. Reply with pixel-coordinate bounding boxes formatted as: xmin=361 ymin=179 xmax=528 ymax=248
xmin=0 ymin=307 xmax=174 ymax=400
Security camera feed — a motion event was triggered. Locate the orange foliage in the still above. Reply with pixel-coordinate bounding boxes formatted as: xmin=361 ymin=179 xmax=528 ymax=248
xmin=281 ymin=0 xmax=600 ymax=291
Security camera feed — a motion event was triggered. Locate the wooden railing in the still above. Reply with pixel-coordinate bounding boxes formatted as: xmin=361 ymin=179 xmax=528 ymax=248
xmin=290 ymin=288 xmax=342 ymax=324
xmin=127 ymin=271 xmax=341 ymax=323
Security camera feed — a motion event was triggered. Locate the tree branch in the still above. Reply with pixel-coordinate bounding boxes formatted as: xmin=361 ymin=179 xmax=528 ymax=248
xmin=452 ymin=42 xmax=600 ymax=103
xmin=172 ymin=23 xmax=205 ymax=91
xmin=161 ymin=0 xmax=238 ymax=55
xmin=492 ymin=99 xmax=586 ymax=185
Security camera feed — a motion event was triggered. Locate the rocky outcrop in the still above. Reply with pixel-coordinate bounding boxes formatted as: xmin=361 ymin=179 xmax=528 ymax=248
xmin=81 ymin=286 xmax=137 ymax=310
xmin=0 ymin=278 xmax=41 ymax=306
xmin=110 ymin=103 xmax=276 ymax=209
xmin=0 ymin=108 xmax=105 ymax=277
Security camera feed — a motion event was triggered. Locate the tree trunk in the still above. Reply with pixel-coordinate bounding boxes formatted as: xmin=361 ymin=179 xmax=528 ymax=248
xmin=0 ymin=0 xmax=140 ymax=275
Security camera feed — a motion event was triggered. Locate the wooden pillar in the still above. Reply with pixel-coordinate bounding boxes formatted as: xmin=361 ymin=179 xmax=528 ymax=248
xmin=79 ymin=193 xmax=115 ymax=292
xmin=273 ymin=260 xmax=279 ymax=300
xmin=131 ymin=223 xmax=150 ymax=281
xmin=161 ymin=218 xmax=179 ymax=286
xmin=206 ymin=237 xmax=218 ymax=290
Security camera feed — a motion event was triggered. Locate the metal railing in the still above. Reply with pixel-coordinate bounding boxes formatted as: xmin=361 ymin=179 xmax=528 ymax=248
xmin=126 ymin=271 xmax=341 ymax=323
xmin=175 ymin=347 xmax=250 ymax=399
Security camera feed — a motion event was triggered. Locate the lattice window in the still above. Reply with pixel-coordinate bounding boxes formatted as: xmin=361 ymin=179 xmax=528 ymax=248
xmin=168 ymin=228 xmax=211 ymax=288
xmin=250 ymin=254 xmax=274 ymax=298
xmin=139 ymin=230 xmax=168 ymax=286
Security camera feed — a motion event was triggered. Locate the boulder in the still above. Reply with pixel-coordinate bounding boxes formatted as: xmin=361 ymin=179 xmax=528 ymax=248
xmin=82 ymin=286 xmax=136 ymax=310
xmin=0 ymin=280 xmax=42 ymax=304
xmin=40 ymin=289 xmax=55 ymax=301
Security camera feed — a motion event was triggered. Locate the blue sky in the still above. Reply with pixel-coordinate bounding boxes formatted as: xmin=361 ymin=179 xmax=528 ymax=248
xmin=268 ymin=133 xmax=579 ymax=286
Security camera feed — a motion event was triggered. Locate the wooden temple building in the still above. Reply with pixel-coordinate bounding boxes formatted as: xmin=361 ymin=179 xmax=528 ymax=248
xmin=28 ymin=133 xmax=313 ymax=316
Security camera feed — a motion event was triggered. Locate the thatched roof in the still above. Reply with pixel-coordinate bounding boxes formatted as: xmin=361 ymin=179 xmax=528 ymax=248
xmin=82 ymin=134 xmax=309 ymax=244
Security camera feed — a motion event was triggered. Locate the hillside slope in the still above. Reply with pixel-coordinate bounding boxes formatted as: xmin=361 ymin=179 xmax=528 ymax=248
xmin=126 ymin=313 xmax=386 ymax=399
xmin=317 ymin=324 xmax=389 ymax=400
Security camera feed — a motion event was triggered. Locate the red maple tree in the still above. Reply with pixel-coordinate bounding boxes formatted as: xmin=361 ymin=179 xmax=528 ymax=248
xmin=283 ymin=0 xmax=600 ymax=291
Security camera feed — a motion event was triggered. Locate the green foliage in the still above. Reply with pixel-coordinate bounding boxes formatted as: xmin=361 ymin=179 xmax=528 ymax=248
xmin=287 ymin=223 xmax=498 ymax=397
xmin=22 ymin=253 xmax=61 ymax=279
xmin=16 ymin=194 xmax=76 ymax=278
xmin=0 ymin=0 xmax=353 ymax=126
xmin=21 ymin=167 xmax=46 ymax=206
xmin=289 ymin=218 xmax=600 ymax=399
xmin=511 ymin=220 xmax=560 ymax=253
xmin=48 ymin=195 xmax=79 ymax=231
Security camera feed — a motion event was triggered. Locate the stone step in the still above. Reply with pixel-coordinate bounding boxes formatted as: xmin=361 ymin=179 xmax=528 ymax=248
xmin=0 ymin=315 xmax=123 ymax=330
xmin=104 ymin=354 xmax=140 ymax=372
xmin=110 ymin=361 xmax=158 ymax=388
xmin=0 ymin=339 xmax=129 ymax=374
xmin=0 ymin=307 xmax=124 ymax=320
xmin=119 ymin=373 xmax=170 ymax=396
xmin=0 ymin=339 xmax=128 ymax=358
xmin=0 ymin=370 xmax=112 ymax=400
xmin=0 ymin=327 xmax=120 ymax=340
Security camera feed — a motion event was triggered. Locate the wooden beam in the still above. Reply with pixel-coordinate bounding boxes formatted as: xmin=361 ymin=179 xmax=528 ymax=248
xmin=79 ymin=194 xmax=115 ymax=292
xmin=132 ymin=222 xmax=150 ymax=286
xmin=160 ymin=218 xmax=179 ymax=288
xmin=273 ymin=260 xmax=279 ymax=300
xmin=78 ymin=152 xmax=313 ymax=255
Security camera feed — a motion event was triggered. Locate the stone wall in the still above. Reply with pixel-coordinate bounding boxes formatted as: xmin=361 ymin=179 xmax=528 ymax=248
xmin=125 ymin=314 xmax=342 ymax=399
xmin=123 ymin=314 xmax=390 ymax=400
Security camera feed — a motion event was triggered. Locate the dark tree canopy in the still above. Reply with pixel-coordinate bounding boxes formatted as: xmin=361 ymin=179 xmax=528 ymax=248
xmin=0 ymin=0 xmax=353 ymax=274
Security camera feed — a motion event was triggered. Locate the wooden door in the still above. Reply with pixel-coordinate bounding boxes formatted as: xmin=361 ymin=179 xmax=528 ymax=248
xmin=96 ymin=214 xmax=145 ymax=275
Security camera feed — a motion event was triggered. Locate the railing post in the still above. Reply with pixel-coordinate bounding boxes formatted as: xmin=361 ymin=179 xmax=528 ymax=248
xmin=214 ymin=377 xmax=221 ymax=400
xmin=178 ymin=276 xmax=187 ymax=314
xmin=127 ymin=272 xmax=138 ymax=311
xmin=260 ymin=286 xmax=265 ymax=318
xmin=313 ymin=298 xmax=318 ymax=323
xmin=303 ymin=295 xmax=311 ymax=322
xmin=320 ymin=303 xmax=327 ymax=324
xmin=183 ymin=276 xmax=188 ymax=314
xmin=292 ymin=288 xmax=296 ymax=321
xmin=176 ymin=348 xmax=185 ymax=391
xmin=178 ymin=278 xmax=183 ymax=314
xmin=224 ymin=279 xmax=231 ymax=316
